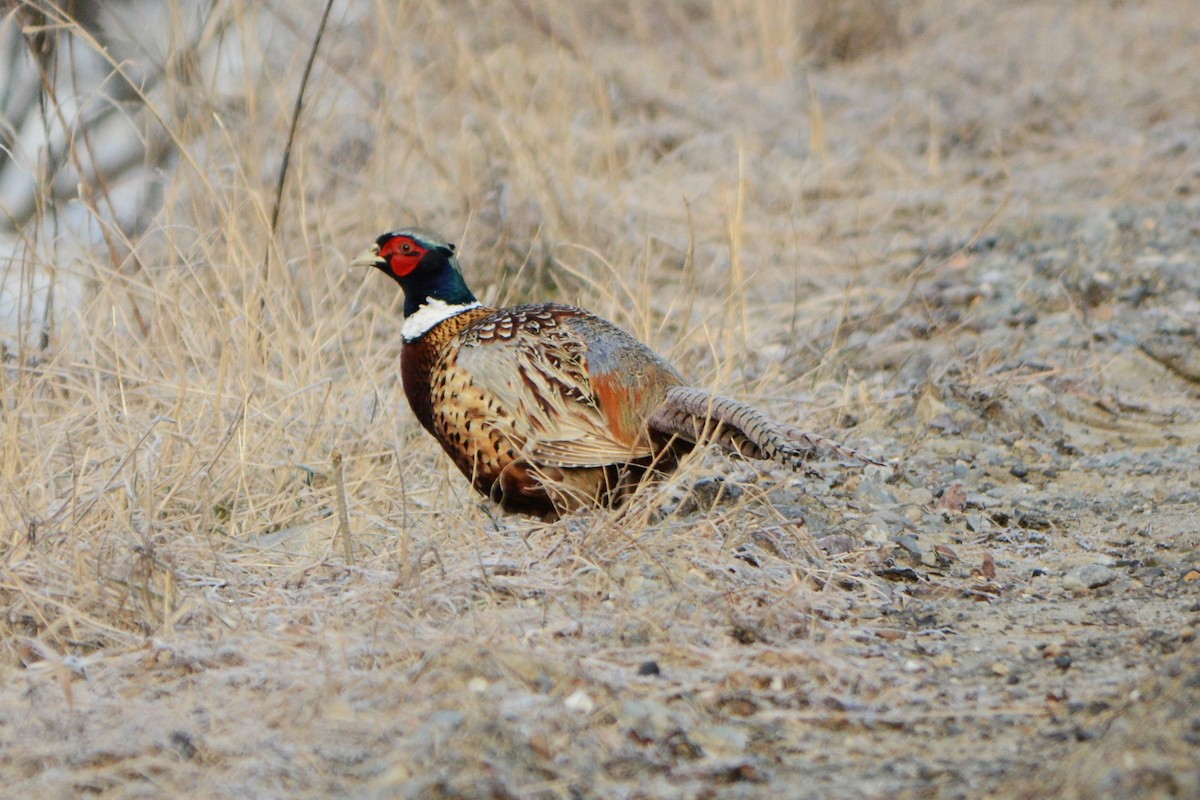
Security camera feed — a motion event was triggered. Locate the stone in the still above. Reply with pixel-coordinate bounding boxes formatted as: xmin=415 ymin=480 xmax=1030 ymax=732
xmin=1062 ymin=564 xmax=1118 ymax=591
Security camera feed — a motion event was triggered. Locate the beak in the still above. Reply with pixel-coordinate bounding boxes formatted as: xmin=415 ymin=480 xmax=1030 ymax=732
xmin=350 ymin=243 xmax=384 ymax=269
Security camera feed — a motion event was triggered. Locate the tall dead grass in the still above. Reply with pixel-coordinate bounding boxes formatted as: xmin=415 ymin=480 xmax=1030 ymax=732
xmin=2 ymin=0 xmax=901 ymax=660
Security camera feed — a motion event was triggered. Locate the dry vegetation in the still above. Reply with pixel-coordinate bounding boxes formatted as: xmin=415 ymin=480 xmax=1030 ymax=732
xmin=2 ymin=1 xmax=1199 ymax=797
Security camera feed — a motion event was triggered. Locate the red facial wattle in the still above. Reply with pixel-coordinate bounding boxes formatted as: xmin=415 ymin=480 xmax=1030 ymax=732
xmin=379 ymin=236 xmax=426 ymax=277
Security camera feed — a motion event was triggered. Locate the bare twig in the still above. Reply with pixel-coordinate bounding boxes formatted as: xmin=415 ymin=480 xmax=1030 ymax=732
xmin=332 ymin=449 xmax=355 ymax=566
xmin=259 ymin=0 xmax=336 ymax=311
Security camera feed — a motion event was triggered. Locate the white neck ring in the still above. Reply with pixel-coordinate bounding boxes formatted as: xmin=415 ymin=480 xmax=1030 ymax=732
xmin=401 ymin=299 xmax=481 ymax=342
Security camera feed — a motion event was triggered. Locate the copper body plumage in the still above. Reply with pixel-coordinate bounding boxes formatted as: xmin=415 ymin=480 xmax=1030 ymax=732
xmin=352 ymin=227 xmax=880 ymax=517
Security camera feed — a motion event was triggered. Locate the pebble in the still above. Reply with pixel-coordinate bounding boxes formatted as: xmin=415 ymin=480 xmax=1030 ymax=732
xmin=895 ymin=534 xmax=923 ymax=559
xmin=873 ymin=510 xmax=914 ymax=531
xmin=856 ymin=482 xmax=899 ymax=505
xmin=1062 ymin=564 xmax=1118 ymax=591
xmin=818 ymin=534 xmax=857 ymax=555
xmin=677 ymin=477 xmax=743 ymax=514
xmin=623 ymin=699 xmax=675 ymax=742
xmin=979 ymin=446 xmax=1007 ymax=466
xmin=564 ymin=690 xmax=595 ymax=713
xmin=860 ymin=524 xmax=892 ymax=545
xmin=907 ymin=487 xmax=935 ymax=506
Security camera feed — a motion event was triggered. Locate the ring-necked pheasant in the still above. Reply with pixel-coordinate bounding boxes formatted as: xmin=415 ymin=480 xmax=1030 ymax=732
xmin=351 ymin=227 xmax=882 ymax=517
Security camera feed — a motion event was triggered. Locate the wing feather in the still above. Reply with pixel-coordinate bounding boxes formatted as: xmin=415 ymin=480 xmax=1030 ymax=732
xmin=454 ymin=319 xmax=658 ymax=468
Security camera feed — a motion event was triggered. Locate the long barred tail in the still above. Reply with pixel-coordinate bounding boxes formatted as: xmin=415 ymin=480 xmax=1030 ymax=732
xmin=646 ymin=386 xmax=885 ymax=470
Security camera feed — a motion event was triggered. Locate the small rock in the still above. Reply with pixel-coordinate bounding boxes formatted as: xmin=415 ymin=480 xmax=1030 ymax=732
xmin=820 ymin=532 xmax=859 ymax=556
xmin=677 ymin=477 xmax=743 ymax=515
xmin=979 ymin=446 xmax=1007 ymax=467
xmin=871 ymin=509 xmax=914 ymax=531
xmin=564 ymin=690 xmax=595 ymax=714
xmin=623 ymin=699 xmax=676 ymax=743
xmin=895 ymin=534 xmax=923 ymax=559
xmin=932 ymin=545 xmax=958 ymax=566
xmin=1062 ymin=564 xmax=1118 ymax=591
xmin=1041 ymin=643 xmax=1065 ymax=658
xmin=857 ymin=480 xmax=899 ymax=505
xmin=936 ymin=482 xmax=968 ymax=512
xmin=818 ymin=533 xmax=857 ymax=555
xmin=860 ymin=523 xmax=891 ymax=545
xmin=907 ymin=487 xmax=935 ymax=506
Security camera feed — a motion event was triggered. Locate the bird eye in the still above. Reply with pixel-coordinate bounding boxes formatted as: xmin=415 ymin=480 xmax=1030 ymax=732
xmin=400 ymin=242 xmax=413 ymax=255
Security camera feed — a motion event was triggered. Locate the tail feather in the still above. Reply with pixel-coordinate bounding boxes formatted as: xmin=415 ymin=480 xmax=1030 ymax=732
xmin=778 ymin=422 xmax=887 ymax=467
xmin=646 ymin=386 xmax=884 ymax=470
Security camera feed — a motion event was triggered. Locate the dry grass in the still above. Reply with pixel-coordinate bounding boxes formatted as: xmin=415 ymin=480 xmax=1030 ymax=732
xmin=2 ymin=1 xmax=1199 ymax=797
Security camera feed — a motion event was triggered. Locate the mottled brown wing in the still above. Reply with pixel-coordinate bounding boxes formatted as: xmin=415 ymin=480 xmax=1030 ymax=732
xmin=454 ymin=305 xmax=684 ymax=469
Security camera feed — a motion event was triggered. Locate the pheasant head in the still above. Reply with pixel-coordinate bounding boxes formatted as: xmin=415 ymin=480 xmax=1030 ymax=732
xmin=352 ymin=227 xmax=480 ymax=340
